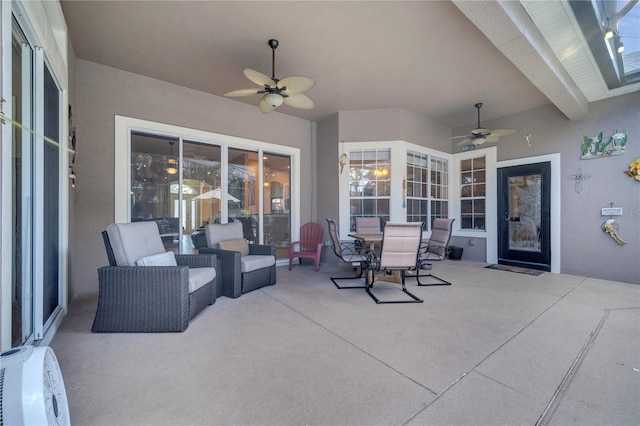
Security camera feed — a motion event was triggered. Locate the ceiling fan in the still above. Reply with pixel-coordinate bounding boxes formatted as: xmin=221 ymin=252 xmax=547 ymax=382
xmin=452 ymin=103 xmax=518 ymax=146
xmin=224 ymin=39 xmax=316 ymax=114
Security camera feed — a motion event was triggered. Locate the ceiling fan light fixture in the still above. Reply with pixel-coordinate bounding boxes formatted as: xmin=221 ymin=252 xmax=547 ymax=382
xmin=225 ymin=39 xmax=315 ymax=114
xmin=166 ymin=141 xmax=178 ymax=174
xmin=264 ymin=93 xmax=284 ymax=108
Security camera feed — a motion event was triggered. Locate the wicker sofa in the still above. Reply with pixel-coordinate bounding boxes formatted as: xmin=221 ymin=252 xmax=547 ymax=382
xmin=92 ymin=222 xmax=217 ymax=333
xmin=199 ymin=221 xmax=276 ymax=298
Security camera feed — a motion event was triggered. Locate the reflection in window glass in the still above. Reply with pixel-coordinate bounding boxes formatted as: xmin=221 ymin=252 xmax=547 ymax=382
xmin=430 ymin=155 xmax=449 ymax=228
xmin=228 ymin=148 xmax=259 ymax=245
xmin=406 ymin=151 xmax=449 ymax=231
xmin=182 ymin=140 xmax=221 ymax=251
xmin=460 ymin=156 xmax=486 ymax=230
xmin=263 ymin=152 xmax=291 ymax=259
xmin=130 ymin=133 xmax=182 ymax=251
xmin=349 ymin=149 xmax=391 ymax=231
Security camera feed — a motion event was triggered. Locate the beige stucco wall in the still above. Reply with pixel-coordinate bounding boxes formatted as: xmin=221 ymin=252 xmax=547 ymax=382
xmin=70 ymin=57 xmax=639 ymax=300
xmin=453 ymin=94 xmax=640 ymax=284
xmin=71 ymin=59 xmax=314 ymax=299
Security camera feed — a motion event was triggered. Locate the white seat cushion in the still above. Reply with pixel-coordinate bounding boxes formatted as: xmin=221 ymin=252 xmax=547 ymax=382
xmin=240 ymin=255 xmax=275 ymax=273
xmin=188 ymin=267 xmax=216 ymax=293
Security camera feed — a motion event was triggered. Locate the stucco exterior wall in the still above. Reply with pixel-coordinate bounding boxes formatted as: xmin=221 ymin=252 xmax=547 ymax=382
xmin=454 ymin=94 xmax=640 ymax=284
xmin=72 ymin=59 xmax=313 ymax=299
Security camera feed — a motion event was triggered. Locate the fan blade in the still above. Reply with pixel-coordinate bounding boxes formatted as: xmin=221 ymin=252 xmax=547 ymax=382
xmin=457 ymin=138 xmax=473 ymax=146
xmin=258 ymin=96 xmax=277 ymax=113
xmin=490 ymin=128 xmax=518 ymax=137
xmin=277 ymin=76 xmax=316 ymax=94
xmin=449 ymin=134 xmax=472 ymax=140
xmin=244 ymin=68 xmax=276 ymax=88
xmin=485 ymin=135 xmax=500 ymax=143
xmin=223 ymin=88 xmax=262 ymax=97
xmin=283 ymin=93 xmax=314 ymax=109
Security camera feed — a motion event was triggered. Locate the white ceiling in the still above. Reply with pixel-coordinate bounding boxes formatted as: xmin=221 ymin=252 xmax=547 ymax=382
xmin=60 ymin=1 xmax=632 ymax=130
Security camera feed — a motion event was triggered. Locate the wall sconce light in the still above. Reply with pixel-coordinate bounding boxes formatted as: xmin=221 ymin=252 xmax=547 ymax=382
xmin=603 ymin=19 xmax=614 ymax=40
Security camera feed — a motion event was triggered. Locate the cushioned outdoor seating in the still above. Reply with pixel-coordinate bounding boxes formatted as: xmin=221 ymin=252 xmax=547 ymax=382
xmin=354 ymin=216 xmax=382 ymax=253
xmin=416 ymin=218 xmax=454 ymax=286
xmin=93 ymin=221 xmax=217 ymax=333
xmin=326 ymin=218 xmax=368 ymax=289
xmin=289 ymin=222 xmax=323 ymax=271
xmin=200 ymin=221 xmax=276 ymax=298
xmin=364 ymin=222 xmax=424 ymax=304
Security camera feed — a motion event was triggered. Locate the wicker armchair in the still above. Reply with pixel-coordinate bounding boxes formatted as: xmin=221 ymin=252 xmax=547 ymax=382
xmin=92 ymin=222 xmax=217 ymax=333
xmin=199 ymin=221 xmax=276 ymax=298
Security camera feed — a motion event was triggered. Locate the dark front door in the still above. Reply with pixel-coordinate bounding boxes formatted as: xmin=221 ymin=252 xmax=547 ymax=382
xmin=497 ymin=162 xmax=551 ymax=271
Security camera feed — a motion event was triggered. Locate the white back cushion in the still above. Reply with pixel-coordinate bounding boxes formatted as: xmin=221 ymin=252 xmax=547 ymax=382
xmin=204 ymin=222 xmax=243 ymax=248
xmin=106 ymin=222 xmax=166 ymax=266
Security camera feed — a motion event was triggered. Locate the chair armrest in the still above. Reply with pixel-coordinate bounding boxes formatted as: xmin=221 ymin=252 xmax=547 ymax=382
xmin=94 ymin=266 xmax=191 ymax=332
xmin=175 ymin=253 xmax=217 ymax=268
xmin=340 ymin=241 xmax=362 ymax=257
xmin=419 ymin=242 xmax=448 ymax=254
xmin=199 ymin=247 xmax=242 ymax=298
xmin=97 ymin=265 xmax=190 ymax=290
xmin=249 ymin=244 xmax=276 ymax=256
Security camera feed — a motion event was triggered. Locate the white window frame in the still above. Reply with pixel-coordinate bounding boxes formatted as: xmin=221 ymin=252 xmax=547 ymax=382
xmin=339 ymin=141 xmax=453 ymax=240
xmin=1 ymin=0 xmax=69 ymax=349
xmin=114 ymin=116 xmax=301 ymax=253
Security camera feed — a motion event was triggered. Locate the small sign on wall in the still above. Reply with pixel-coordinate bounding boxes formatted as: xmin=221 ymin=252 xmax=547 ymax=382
xmin=601 ymin=207 xmax=623 ymax=216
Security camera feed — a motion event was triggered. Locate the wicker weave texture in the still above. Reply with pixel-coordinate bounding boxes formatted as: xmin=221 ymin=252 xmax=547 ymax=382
xmin=92 ymin=256 xmax=218 ymax=332
xmin=200 ymin=243 xmax=276 ymax=298
xmin=93 ymin=266 xmax=192 ymax=332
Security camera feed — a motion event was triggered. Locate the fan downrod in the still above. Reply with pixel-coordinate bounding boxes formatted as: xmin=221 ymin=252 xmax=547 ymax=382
xmin=268 ymin=39 xmax=279 ymax=80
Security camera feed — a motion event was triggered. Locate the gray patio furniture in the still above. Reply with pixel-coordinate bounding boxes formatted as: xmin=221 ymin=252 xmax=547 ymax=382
xmin=199 ymin=221 xmax=276 ymax=298
xmin=416 ymin=218 xmax=454 ymax=286
xmin=326 ymin=218 xmax=368 ymax=289
xmin=93 ymin=221 xmax=217 ymax=333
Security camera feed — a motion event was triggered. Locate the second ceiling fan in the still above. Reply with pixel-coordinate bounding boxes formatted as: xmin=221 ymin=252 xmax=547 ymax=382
xmin=452 ymin=103 xmax=518 ymax=146
xmin=224 ymin=39 xmax=316 ymax=114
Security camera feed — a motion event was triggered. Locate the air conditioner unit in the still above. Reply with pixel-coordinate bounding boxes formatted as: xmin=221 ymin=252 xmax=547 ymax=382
xmin=1 ymin=345 xmax=70 ymax=426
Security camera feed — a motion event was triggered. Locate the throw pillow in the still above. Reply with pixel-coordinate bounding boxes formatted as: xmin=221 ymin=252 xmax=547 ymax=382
xmin=135 ymin=251 xmax=177 ymax=266
xmin=218 ymin=238 xmax=249 ymax=256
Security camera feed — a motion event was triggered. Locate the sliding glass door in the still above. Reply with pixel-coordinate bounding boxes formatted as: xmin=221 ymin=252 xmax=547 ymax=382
xmin=11 ymin=21 xmax=34 ymax=346
xmin=263 ymin=153 xmax=291 ymax=258
xmin=129 ymin=130 xmax=292 ymax=259
xmin=10 ymin=15 xmax=64 ymax=346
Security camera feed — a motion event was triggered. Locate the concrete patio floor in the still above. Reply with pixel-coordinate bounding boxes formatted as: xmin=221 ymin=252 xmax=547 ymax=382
xmin=51 ymin=260 xmax=640 ymax=425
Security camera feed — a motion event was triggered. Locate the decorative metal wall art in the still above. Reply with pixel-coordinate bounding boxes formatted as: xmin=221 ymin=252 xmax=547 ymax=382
xmin=567 ymin=168 xmax=590 ymax=193
xmin=624 ymin=157 xmax=640 ymax=181
xmin=580 ymin=130 xmax=627 ymax=159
